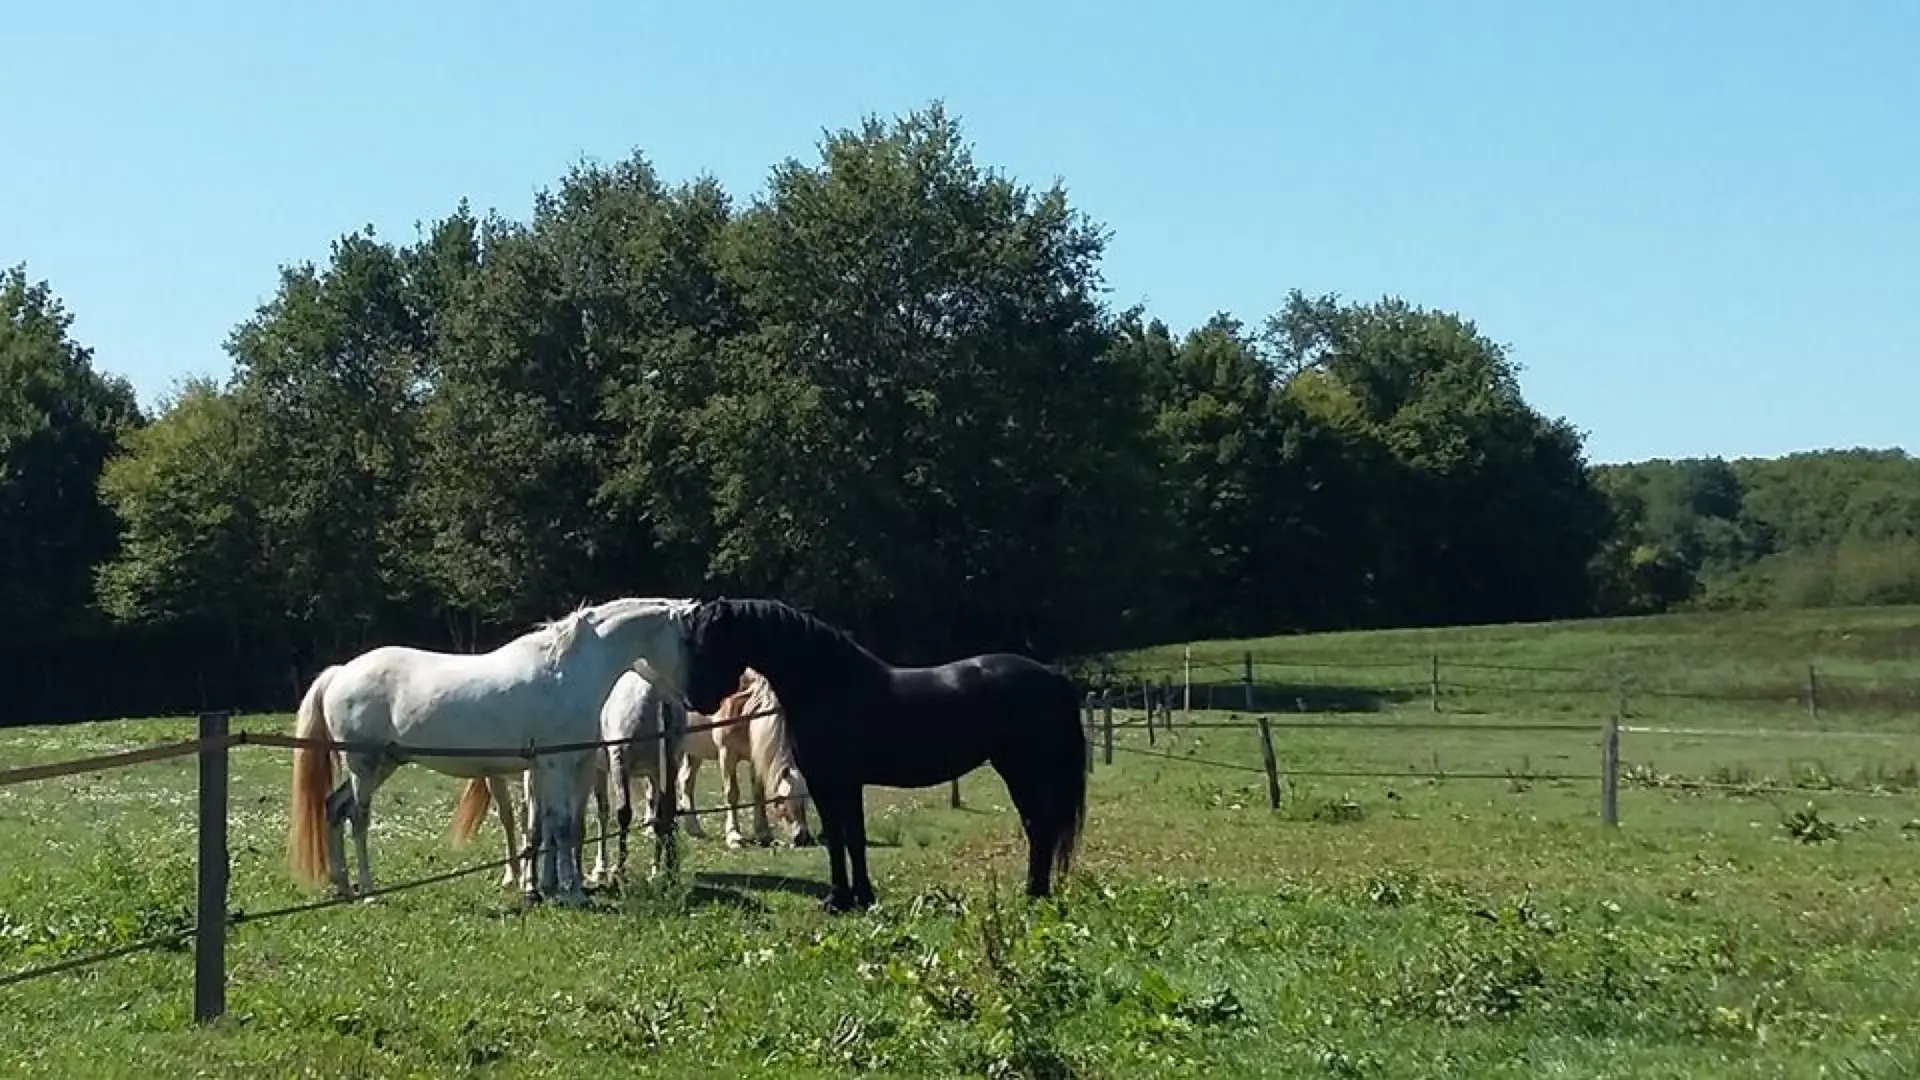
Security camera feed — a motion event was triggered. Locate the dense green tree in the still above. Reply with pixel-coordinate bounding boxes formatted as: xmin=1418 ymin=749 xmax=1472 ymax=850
xmin=0 ymin=265 xmax=142 ymax=644
xmin=1263 ymin=291 xmax=1613 ymax=626
xmin=694 ymin=104 xmax=1166 ymax=659
xmin=94 ymin=378 xmax=275 ymax=629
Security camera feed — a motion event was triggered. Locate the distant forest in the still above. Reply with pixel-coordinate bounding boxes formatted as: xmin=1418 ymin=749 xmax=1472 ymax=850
xmin=1594 ymin=449 xmax=1920 ymax=615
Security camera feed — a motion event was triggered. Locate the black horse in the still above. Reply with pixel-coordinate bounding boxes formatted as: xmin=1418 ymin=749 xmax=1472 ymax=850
xmin=682 ymin=598 xmax=1088 ymax=913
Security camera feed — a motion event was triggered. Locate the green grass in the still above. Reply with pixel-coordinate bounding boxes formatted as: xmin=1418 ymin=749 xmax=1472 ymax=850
xmin=5 ymin=605 xmax=1920 ymax=1077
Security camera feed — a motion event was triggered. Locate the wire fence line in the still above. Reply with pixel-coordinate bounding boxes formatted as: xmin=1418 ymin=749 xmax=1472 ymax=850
xmin=6 ymin=650 xmax=1918 ymax=1015
xmin=0 ymin=698 xmax=811 ymax=1011
xmin=1095 ymin=648 xmax=1919 ymax=719
xmin=0 ymin=703 xmax=780 ymax=792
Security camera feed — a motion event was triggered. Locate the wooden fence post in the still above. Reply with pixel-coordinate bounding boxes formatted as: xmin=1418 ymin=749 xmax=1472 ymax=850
xmin=1242 ymin=651 xmax=1254 ymax=711
xmin=1429 ymin=652 xmax=1440 ymax=713
xmin=1256 ymin=717 xmax=1282 ymax=810
xmin=1160 ymin=675 xmax=1175 ymax=735
xmin=1182 ymin=645 xmax=1193 ymax=722
xmin=1101 ymin=691 xmax=1114 ymax=766
xmin=1806 ymin=664 xmax=1820 ymax=725
xmin=193 ymin=709 xmax=230 ymax=1024
xmin=1600 ymin=713 xmax=1620 ymax=826
xmin=1083 ymin=692 xmax=1096 ymax=772
xmin=949 ymin=778 xmax=962 ymax=808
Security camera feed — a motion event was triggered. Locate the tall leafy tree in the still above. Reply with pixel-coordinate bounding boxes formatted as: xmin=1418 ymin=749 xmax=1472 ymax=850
xmin=226 ymin=228 xmax=439 ymax=647
xmin=0 ymin=264 xmax=142 ymax=643
xmin=700 ymin=104 xmax=1166 ymax=659
xmin=1265 ymin=291 xmax=1613 ymax=625
xmin=94 ymin=378 xmax=277 ymax=629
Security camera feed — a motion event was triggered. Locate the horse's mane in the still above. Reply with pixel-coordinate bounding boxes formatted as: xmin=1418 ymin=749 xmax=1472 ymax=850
xmin=532 ymin=602 xmax=593 ymax=668
xmin=699 ymin=598 xmax=884 ymax=668
xmin=735 ymin=668 xmax=797 ymax=784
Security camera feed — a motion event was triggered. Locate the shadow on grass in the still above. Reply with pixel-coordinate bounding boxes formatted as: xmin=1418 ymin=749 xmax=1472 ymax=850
xmin=697 ymin=870 xmax=831 ymax=902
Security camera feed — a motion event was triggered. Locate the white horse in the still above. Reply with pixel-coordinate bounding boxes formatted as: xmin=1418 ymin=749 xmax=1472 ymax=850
xmin=460 ymin=667 xmax=686 ymax=890
xmin=470 ymin=668 xmax=812 ymax=889
xmin=583 ymin=669 xmax=687 ymax=884
xmin=677 ymin=668 xmax=813 ymax=849
xmin=287 ymin=596 xmax=696 ymax=907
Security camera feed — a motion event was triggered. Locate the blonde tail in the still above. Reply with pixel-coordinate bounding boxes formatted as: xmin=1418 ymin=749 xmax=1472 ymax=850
xmin=286 ymin=666 xmax=339 ymax=888
xmin=448 ymin=778 xmax=494 ymax=844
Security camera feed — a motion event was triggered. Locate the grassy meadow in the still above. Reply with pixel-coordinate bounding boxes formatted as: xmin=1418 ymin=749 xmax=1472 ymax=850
xmin=4 ymin=605 xmax=1920 ymax=1077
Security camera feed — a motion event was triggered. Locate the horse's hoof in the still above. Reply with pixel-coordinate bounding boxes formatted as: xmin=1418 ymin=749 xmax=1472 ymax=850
xmin=822 ymin=887 xmax=863 ymax=915
xmin=791 ymin=831 xmax=816 ymax=848
xmin=357 ymin=894 xmax=381 ymax=907
xmin=724 ymin=833 xmax=746 ymax=850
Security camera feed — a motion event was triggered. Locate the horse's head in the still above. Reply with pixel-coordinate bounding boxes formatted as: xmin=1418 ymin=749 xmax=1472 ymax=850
xmin=771 ymin=762 xmax=814 ymax=846
xmin=686 ymin=599 xmax=748 ymax=714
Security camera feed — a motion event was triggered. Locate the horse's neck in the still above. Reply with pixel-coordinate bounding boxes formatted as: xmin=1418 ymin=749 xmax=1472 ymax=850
xmin=749 ymin=630 xmax=885 ymax=714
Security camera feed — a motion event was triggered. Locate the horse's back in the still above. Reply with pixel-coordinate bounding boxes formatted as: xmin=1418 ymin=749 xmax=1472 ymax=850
xmin=321 ymin=640 xmax=599 ymax=771
xmin=903 ymin=653 xmax=1072 ymax=706
xmin=602 ymin=669 xmax=660 ymax=740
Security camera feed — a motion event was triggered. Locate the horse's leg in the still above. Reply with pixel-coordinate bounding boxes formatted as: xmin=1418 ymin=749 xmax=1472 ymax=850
xmin=344 ymin=755 xmax=397 ymax=900
xmin=569 ymin=752 xmax=597 ymax=900
xmin=842 ymin=785 xmax=876 ymax=910
xmin=747 ymin=759 xmax=775 ymax=847
xmin=995 ymin=762 xmax=1059 ymax=899
xmin=518 ymin=769 xmax=540 ymax=897
xmin=610 ymin=744 xmax=633 ymax=880
xmin=677 ymin=751 xmax=706 ymax=838
xmin=488 ymin=774 xmax=521 ymax=890
xmin=523 ymin=766 xmax=550 ymax=904
xmin=586 ymin=751 xmax=611 ymax=886
xmin=322 ymin=780 xmax=354 ymax=900
xmin=719 ymin=745 xmax=747 ymax=849
xmin=534 ymin=755 xmax=587 ymax=906
xmin=811 ymin=782 xmax=858 ymax=914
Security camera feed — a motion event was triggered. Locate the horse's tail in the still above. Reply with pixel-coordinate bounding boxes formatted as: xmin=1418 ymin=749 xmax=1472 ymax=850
xmin=287 ymin=664 xmax=340 ymax=887
xmin=448 ymin=777 xmax=493 ymax=845
xmin=1053 ymin=671 xmax=1088 ymax=882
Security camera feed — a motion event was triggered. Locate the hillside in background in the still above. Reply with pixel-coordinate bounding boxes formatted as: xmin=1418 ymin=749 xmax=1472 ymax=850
xmin=1593 ymin=450 xmax=1920 ymax=615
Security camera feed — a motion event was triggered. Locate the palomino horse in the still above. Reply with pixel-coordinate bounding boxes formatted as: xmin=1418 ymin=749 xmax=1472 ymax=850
xmin=677 ymin=667 xmax=814 ymax=850
xmin=682 ymin=598 xmax=1087 ymax=914
xmin=287 ymin=596 xmax=697 ymax=906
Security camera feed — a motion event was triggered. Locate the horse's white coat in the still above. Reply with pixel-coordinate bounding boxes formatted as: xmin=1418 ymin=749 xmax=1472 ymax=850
xmin=286 ymin=596 xmax=697 ymax=907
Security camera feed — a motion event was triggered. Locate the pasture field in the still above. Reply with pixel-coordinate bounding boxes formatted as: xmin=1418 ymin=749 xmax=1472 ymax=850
xmin=5 ymin=605 xmax=1920 ymax=1078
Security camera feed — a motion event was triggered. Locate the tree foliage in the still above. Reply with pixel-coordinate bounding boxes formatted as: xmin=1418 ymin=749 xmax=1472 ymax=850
xmin=0 ymin=104 xmax=1904 ymax=721
xmin=0 ymin=265 xmax=141 ymax=644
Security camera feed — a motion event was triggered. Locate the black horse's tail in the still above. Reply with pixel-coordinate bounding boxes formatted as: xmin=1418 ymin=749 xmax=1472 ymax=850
xmin=1052 ymin=672 xmax=1089 ymax=882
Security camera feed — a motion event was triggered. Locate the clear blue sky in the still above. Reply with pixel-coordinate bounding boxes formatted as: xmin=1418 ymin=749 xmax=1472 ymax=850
xmin=5 ymin=0 xmax=1915 ymax=464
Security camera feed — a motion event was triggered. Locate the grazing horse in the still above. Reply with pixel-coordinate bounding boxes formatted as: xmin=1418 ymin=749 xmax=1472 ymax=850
xmin=678 ymin=667 xmax=814 ymax=849
xmin=288 ymin=596 xmax=697 ymax=906
xmin=682 ymin=598 xmax=1087 ymax=913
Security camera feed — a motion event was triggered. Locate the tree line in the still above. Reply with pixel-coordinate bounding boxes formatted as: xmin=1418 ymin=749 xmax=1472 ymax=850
xmin=3 ymin=105 xmax=1912 ymax=724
